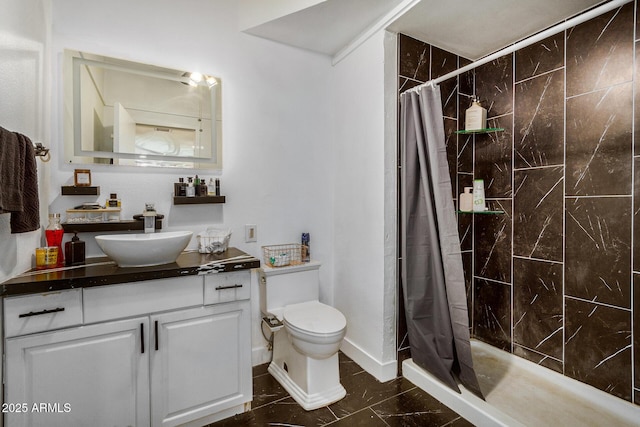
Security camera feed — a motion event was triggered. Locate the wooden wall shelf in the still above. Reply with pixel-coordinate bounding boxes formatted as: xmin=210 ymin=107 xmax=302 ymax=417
xmin=173 ymin=196 xmax=225 ymax=205
xmin=61 ymin=219 xmax=162 ymax=233
xmin=61 ymin=186 xmax=100 ymax=196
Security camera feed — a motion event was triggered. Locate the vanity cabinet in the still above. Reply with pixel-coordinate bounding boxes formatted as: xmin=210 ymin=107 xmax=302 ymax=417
xmin=5 ymin=317 xmax=150 ymax=427
xmin=2 ymin=271 xmax=252 ymax=427
xmin=151 ymin=303 xmax=250 ymax=427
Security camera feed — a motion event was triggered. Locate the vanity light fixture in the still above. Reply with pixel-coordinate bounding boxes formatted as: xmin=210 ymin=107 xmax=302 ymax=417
xmin=181 ymin=71 xmax=217 ymax=88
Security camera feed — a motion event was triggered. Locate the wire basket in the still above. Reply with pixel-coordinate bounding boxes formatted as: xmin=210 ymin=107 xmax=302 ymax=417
xmin=262 ymin=243 xmax=303 ymax=267
xmin=197 ymin=228 xmax=231 ymax=254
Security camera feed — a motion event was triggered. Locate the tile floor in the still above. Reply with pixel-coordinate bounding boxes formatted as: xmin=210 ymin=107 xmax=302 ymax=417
xmin=208 ymin=353 xmax=472 ymax=427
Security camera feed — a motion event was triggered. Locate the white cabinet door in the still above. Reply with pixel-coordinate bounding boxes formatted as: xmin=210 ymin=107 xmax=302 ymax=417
xmin=150 ymin=302 xmax=251 ymax=427
xmin=5 ymin=318 xmax=150 ymax=427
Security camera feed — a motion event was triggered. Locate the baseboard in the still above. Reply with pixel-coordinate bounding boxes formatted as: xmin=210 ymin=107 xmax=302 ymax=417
xmin=340 ymin=337 xmax=397 ymax=382
xmin=252 ymin=345 xmax=271 ymax=366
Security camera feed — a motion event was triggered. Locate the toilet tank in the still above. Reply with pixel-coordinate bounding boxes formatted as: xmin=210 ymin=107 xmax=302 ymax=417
xmin=259 ymin=261 xmax=321 ymax=316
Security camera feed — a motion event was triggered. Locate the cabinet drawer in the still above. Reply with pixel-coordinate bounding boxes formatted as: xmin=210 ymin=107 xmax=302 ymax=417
xmin=204 ymin=271 xmax=251 ymax=304
xmin=84 ymin=276 xmax=203 ymax=324
xmin=4 ymin=289 xmax=83 ymax=337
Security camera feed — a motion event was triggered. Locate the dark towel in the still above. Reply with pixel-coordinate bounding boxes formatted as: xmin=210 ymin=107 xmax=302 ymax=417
xmin=0 ymin=126 xmax=40 ymax=233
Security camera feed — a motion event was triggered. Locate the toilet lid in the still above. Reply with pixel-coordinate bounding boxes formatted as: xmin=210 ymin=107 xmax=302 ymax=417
xmin=284 ymin=301 xmax=346 ymax=334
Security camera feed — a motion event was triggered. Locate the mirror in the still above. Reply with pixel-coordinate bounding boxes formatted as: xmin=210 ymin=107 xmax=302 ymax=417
xmin=64 ymin=50 xmax=221 ymax=169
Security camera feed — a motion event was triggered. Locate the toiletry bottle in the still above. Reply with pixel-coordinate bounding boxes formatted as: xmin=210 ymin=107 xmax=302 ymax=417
xmin=472 ymin=179 xmax=486 ymax=212
xmin=65 ymin=232 xmax=86 ymax=266
xmin=465 ymin=98 xmax=487 ymax=131
xmin=174 ymin=180 xmax=182 ymax=197
xmin=200 ymin=179 xmax=208 ymax=197
xmin=215 ymin=178 xmax=220 ymax=196
xmin=194 ymin=175 xmax=201 ymax=196
xmin=178 ymin=177 xmax=187 ymax=197
xmin=208 ymin=178 xmax=215 ymax=196
xmin=45 ymin=213 xmax=65 ymax=267
xmin=459 ymin=187 xmax=473 ymax=211
xmin=301 ymin=233 xmax=310 ymax=262
xmin=186 ymin=177 xmax=195 ymax=197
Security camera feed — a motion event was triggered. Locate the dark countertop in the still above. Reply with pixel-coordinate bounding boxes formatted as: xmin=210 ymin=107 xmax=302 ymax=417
xmin=0 ymin=247 xmax=261 ymax=297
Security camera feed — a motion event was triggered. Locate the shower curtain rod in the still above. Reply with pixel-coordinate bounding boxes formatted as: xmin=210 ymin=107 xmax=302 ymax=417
xmin=403 ymin=0 xmax=632 ymax=93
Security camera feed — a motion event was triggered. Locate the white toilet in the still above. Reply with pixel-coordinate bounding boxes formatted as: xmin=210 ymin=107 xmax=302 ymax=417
xmin=259 ymin=261 xmax=347 ymax=410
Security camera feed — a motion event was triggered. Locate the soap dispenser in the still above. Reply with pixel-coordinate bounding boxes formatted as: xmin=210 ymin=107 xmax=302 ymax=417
xmin=65 ymin=232 xmax=86 ymax=266
xmin=143 ymin=203 xmax=156 ymax=233
xmin=465 ymin=98 xmax=487 ymax=131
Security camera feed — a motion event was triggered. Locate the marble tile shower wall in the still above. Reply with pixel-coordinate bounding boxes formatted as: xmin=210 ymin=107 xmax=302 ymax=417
xmin=398 ymin=1 xmax=640 ymax=405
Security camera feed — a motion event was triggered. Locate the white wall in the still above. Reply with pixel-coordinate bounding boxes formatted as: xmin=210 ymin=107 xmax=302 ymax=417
xmin=48 ymin=0 xmax=334 ymax=365
xmin=0 ymin=0 xmax=50 ymax=283
xmin=330 ymin=30 xmax=397 ymax=381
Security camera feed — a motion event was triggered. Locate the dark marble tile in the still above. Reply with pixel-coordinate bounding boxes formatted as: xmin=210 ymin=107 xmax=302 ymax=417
xmin=329 ymin=373 xmax=415 ymax=419
xmin=515 ymin=33 xmax=564 ymax=82
xmin=462 ymin=251 xmax=473 ymax=327
xmin=399 ymin=34 xmax=430 ymax=82
xmin=565 ymin=298 xmax=632 ymax=402
xmin=565 ymin=196 xmax=631 ymax=308
xmin=371 ymin=387 xmax=474 ymax=427
xmin=513 ymin=345 xmax=563 ymax=374
xmin=474 ymin=116 xmax=513 ymax=198
xmin=635 ymin=43 xmax=640 ymax=154
xmin=325 ymin=408 xmax=387 ymax=426
xmin=473 ymin=278 xmax=511 ymax=350
xmin=566 ymin=3 xmax=634 ymax=97
xmin=475 ymin=54 xmax=513 ymax=117
xmin=252 ymin=363 xmax=269 ymax=377
xmin=251 ymin=366 xmax=289 ymax=409
xmin=635 ymin=274 xmax=640 ymax=391
xmin=397 ymin=278 xmax=408 ymax=361
xmin=444 ymin=117 xmax=458 ymax=198
xmin=457 ymin=189 xmax=473 ymax=251
xmin=399 ymin=76 xmax=422 ymax=93
xmin=249 ymin=397 xmax=338 ymax=426
xmin=637 ymin=0 xmax=640 ymax=43
xmin=458 ymin=57 xmax=474 ymax=96
xmin=433 ymin=46 xmax=458 ymax=119
xmin=432 ymin=46 xmax=458 ymax=80
xmin=397 ymin=347 xmax=411 ymax=378
xmin=635 ymin=158 xmax=640 ymax=272
xmin=566 ymin=83 xmax=633 ymax=196
xmin=513 ymin=258 xmax=563 ymax=360
xmin=514 ymin=69 xmax=564 ymax=168
xmin=440 ymin=77 xmax=458 ymax=119
xmin=457 ymin=132 xmax=473 ymax=173
xmin=474 ymin=200 xmax=512 ymax=283
xmin=513 ymin=167 xmax=563 ymax=261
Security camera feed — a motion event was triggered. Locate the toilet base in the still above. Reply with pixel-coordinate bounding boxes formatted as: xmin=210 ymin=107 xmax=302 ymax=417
xmin=268 ymin=330 xmax=346 ymax=410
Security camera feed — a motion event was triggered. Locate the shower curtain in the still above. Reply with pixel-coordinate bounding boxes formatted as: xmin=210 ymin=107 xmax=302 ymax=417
xmin=400 ymin=84 xmax=483 ymax=398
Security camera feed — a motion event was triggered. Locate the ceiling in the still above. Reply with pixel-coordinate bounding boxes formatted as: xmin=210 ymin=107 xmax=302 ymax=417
xmin=242 ymin=0 xmax=610 ymax=61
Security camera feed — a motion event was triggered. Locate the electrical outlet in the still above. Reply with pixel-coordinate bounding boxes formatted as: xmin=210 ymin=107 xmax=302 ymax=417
xmin=245 ymin=224 xmax=257 ymax=242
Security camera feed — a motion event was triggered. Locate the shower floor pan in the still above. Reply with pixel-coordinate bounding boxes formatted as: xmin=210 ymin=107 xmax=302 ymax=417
xmin=403 ymin=339 xmax=640 ymax=427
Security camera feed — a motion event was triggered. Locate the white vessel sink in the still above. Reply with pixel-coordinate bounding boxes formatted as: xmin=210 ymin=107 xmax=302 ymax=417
xmin=95 ymin=231 xmax=193 ymax=267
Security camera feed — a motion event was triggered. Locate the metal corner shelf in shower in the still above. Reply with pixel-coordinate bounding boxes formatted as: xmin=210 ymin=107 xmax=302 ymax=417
xmin=454 ymin=128 xmax=504 ymax=135
xmin=457 ymin=210 xmax=505 ymax=215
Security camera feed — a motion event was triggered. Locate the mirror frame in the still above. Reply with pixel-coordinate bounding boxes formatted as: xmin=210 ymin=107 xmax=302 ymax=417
xmin=64 ymin=50 xmax=222 ymax=169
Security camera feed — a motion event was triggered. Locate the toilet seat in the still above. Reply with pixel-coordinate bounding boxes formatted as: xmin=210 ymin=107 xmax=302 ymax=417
xmin=283 ymin=301 xmax=346 ymax=335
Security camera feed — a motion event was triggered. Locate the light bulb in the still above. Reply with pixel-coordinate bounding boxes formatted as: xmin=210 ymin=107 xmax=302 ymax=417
xmin=189 ymin=72 xmax=203 ymax=83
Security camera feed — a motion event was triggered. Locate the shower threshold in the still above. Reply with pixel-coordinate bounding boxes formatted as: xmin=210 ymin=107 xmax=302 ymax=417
xmin=403 ymin=339 xmax=640 ymax=427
